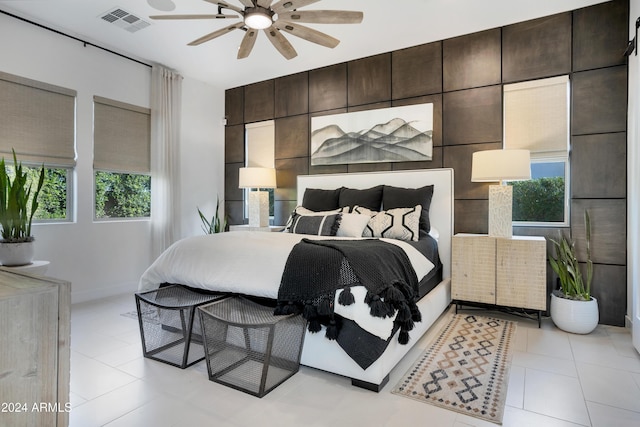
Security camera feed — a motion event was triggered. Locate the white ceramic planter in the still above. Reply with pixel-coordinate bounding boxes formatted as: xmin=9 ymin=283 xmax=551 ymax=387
xmin=550 ymin=292 xmax=599 ymax=334
xmin=0 ymin=241 xmax=35 ymax=266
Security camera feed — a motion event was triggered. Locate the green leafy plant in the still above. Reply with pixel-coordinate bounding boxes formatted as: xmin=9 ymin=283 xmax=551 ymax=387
xmin=0 ymin=150 xmax=45 ymax=242
xmin=198 ymin=196 xmax=227 ymax=234
xmin=511 ymin=177 xmax=565 ymax=222
xmin=548 ymin=210 xmax=593 ymax=301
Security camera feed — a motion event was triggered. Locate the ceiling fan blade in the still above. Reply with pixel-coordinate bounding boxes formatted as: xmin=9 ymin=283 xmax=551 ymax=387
xmin=203 ymin=0 xmax=243 ymax=13
xmin=256 ymin=0 xmax=273 ymax=7
xmin=278 ymin=10 xmax=364 ymax=24
xmin=264 ymin=26 xmax=297 ymax=60
xmin=188 ymin=22 xmax=244 ymax=46
xmin=149 ymin=14 xmax=238 ymax=20
xmin=237 ymin=0 xmax=255 ymax=7
xmin=271 ymin=0 xmax=321 ymax=14
xmin=237 ymin=29 xmax=259 ymax=59
xmin=274 ymin=20 xmax=338 ymax=48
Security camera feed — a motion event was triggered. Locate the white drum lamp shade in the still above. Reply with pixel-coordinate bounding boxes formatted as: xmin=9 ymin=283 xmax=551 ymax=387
xmin=471 ymin=150 xmax=531 ymax=238
xmin=239 ymin=167 xmax=276 ymax=227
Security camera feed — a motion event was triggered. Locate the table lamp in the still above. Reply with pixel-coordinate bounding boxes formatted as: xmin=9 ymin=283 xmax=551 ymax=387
xmin=471 ymin=149 xmax=530 ymax=238
xmin=239 ymin=167 xmax=276 ymax=227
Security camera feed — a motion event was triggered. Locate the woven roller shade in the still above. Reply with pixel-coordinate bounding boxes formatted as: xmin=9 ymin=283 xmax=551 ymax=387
xmin=0 ymin=71 xmax=76 ymax=166
xmin=504 ymin=75 xmax=569 ymax=157
xmin=94 ymin=96 xmax=150 ymax=174
xmin=245 ymin=120 xmax=274 ymax=168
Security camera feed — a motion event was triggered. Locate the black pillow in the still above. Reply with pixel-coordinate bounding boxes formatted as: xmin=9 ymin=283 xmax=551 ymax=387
xmin=302 ymin=188 xmax=342 ymax=211
xmin=382 ymin=185 xmax=434 ymax=237
xmin=288 ymin=213 xmax=341 ymax=236
xmin=338 ymin=185 xmax=383 ymax=211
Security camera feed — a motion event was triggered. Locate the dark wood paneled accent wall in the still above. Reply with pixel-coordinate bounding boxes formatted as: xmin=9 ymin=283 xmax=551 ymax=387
xmin=224 ymin=0 xmax=629 ymax=325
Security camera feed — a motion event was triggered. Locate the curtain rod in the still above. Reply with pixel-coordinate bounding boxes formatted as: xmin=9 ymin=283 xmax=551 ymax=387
xmin=1 ymin=9 xmax=152 ymax=68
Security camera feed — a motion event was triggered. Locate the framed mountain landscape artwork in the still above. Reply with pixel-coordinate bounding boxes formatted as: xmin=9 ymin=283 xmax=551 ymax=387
xmin=310 ymin=103 xmax=434 ymax=166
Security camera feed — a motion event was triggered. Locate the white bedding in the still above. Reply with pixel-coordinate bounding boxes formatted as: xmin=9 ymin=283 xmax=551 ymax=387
xmin=138 ymin=230 xmax=434 ymax=339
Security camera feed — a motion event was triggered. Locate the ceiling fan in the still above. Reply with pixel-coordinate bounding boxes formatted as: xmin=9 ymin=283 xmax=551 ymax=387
xmin=149 ymin=0 xmax=363 ymax=60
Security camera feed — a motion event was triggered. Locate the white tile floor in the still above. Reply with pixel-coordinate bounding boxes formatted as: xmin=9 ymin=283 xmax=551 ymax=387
xmin=69 ymin=294 xmax=640 ymax=427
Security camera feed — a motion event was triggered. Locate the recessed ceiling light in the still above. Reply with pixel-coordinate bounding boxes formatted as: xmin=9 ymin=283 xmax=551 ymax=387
xmin=147 ymin=0 xmax=176 ymax=12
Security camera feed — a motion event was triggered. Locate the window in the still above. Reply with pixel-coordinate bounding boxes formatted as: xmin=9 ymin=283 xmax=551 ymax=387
xmin=511 ymin=160 xmax=567 ymax=223
xmin=0 ymin=71 xmax=76 ymax=221
xmin=504 ymin=76 xmax=570 ymax=226
xmin=95 ymin=171 xmax=150 ymax=218
xmin=93 ymin=96 xmax=151 ymax=219
xmin=245 ymin=120 xmax=275 ymax=217
xmin=4 ymin=164 xmax=72 ymax=221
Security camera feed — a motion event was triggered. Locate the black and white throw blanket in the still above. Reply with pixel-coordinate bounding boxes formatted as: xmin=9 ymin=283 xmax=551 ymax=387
xmin=276 ymin=238 xmax=423 ymax=364
xmin=138 ymin=231 xmax=435 ymax=369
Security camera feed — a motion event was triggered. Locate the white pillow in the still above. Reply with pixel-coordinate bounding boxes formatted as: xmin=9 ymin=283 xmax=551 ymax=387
xmin=367 ymin=205 xmax=422 ymax=242
xmin=351 ymin=205 xmax=376 ymax=217
xmin=351 ymin=206 xmax=376 ymax=237
xmin=336 ymin=213 xmax=371 ymax=237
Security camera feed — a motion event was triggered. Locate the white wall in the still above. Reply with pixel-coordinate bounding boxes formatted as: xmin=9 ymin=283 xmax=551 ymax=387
xmin=0 ymin=13 xmax=225 ymax=303
xmin=628 ymin=0 xmax=640 ymax=349
xmin=179 ymin=79 xmax=225 ymax=239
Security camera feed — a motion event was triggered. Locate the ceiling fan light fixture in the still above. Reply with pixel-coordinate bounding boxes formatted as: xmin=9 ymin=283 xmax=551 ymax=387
xmin=244 ymin=7 xmax=273 ymax=30
xmin=157 ymin=1 xmax=363 ymax=60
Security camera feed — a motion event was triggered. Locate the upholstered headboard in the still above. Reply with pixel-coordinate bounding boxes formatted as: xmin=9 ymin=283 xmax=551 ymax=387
xmin=297 ymin=169 xmax=454 ymax=278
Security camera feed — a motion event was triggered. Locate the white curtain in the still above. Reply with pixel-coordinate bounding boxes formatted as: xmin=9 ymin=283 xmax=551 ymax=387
xmin=150 ymin=65 xmax=182 ymax=259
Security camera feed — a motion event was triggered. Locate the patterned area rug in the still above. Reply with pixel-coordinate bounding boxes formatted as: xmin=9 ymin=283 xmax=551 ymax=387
xmin=121 ymin=308 xmax=160 ymax=324
xmin=120 ymin=310 xmax=138 ymax=320
xmin=392 ymin=314 xmax=516 ymax=424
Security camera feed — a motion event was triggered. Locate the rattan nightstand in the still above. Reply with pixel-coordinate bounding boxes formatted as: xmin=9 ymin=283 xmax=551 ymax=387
xmin=452 ymin=234 xmax=547 ymax=326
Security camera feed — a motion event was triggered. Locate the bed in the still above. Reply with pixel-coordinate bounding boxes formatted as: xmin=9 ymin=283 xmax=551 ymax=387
xmin=139 ymin=168 xmax=453 ymax=391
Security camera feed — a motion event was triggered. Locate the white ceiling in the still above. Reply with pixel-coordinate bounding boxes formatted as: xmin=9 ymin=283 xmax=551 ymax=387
xmin=0 ymin=0 xmax=609 ymax=90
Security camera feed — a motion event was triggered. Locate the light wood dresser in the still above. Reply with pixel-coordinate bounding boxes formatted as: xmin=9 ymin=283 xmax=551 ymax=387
xmin=452 ymin=234 xmax=546 ymax=326
xmin=0 ymin=268 xmax=70 ymax=427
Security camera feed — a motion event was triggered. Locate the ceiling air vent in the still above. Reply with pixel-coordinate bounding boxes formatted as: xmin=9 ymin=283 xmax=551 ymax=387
xmin=99 ymin=8 xmax=151 ymax=33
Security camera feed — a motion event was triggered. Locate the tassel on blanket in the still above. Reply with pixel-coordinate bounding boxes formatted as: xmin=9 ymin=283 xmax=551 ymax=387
xmin=384 ymin=301 xmax=395 ymax=317
xmin=317 ymin=297 xmax=333 ymax=316
xmin=279 ymin=301 xmax=300 ymax=315
xmin=382 ymin=285 xmax=405 ymax=316
xmin=410 ymin=302 xmax=422 ymax=322
xmin=398 ymin=330 xmax=410 ymax=345
xmin=308 ymin=318 xmax=322 ymax=333
xmin=387 ymin=283 xmax=423 ymax=328
xmin=397 ymin=318 xmax=415 ymax=332
xmin=364 ymin=291 xmax=373 ymax=305
xmin=303 ymin=300 xmax=318 ymax=319
xmin=275 ymin=301 xmax=299 ymax=315
xmin=325 ymin=316 xmax=339 ymax=340
xmin=383 ymin=286 xmax=405 ymax=305
xmin=302 ymin=300 xmax=322 ymax=334
xmin=395 ymin=301 xmax=413 ymax=322
xmin=366 ymin=292 xmax=391 ymax=318
xmin=338 ymin=286 xmax=355 ymax=306
xmin=274 ymin=302 xmax=288 ymax=315
xmin=393 ymin=300 xmax=419 ymax=345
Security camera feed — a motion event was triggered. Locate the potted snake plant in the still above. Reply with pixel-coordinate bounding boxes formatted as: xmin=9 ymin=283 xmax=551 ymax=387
xmin=0 ymin=150 xmax=45 ymax=266
xmin=548 ymin=210 xmax=598 ymax=334
xmin=198 ymin=196 xmax=227 ymax=234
